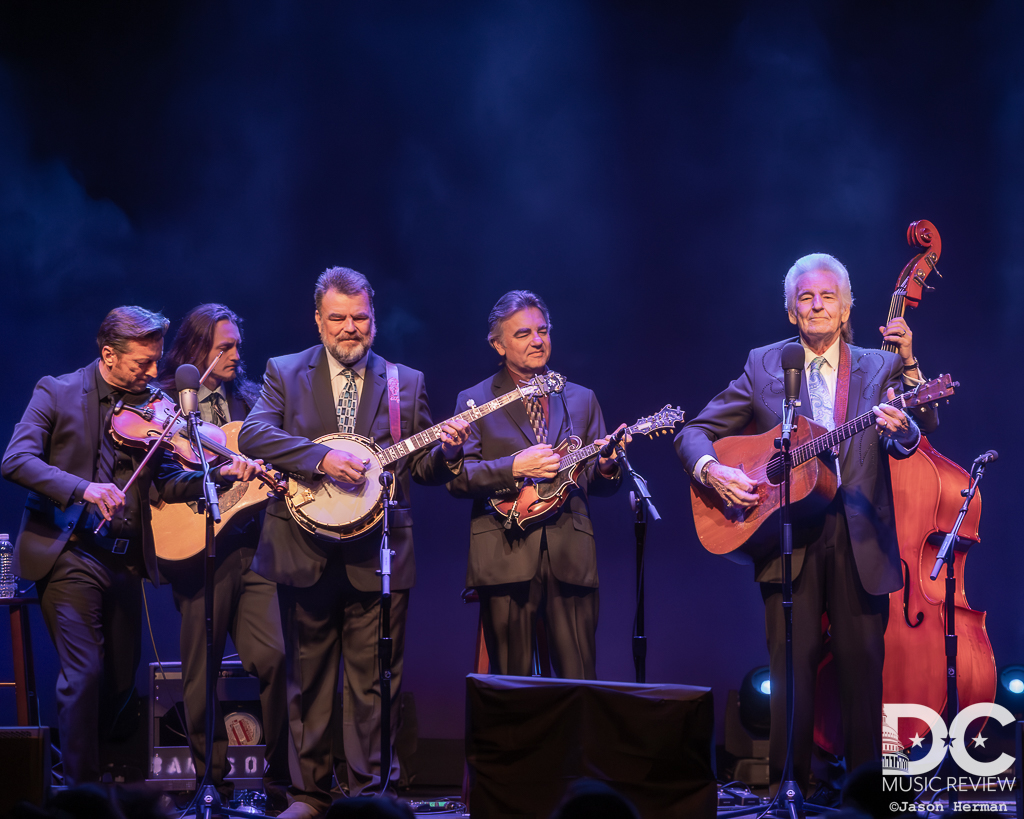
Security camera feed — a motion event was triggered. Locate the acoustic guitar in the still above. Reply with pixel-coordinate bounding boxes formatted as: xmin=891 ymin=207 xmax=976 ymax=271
xmin=490 ymin=405 xmax=684 ymax=530
xmin=151 ymin=421 xmax=280 ymax=561
xmin=689 ymin=375 xmax=956 ymax=563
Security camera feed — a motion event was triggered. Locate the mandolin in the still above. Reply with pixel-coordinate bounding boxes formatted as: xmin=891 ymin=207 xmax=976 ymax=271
xmin=490 ymin=405 xmax=684 ymax=530
xmin=690 ymin=376 xmax=956 ymax=562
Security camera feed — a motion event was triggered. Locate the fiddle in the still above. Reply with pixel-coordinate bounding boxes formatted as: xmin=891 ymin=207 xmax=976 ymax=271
xmin=109 ymin=391 xmax=285 ymax=495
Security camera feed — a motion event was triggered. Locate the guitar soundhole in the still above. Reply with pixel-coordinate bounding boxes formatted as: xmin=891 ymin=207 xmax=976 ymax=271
xmin=765 ymin=454 xmax=784 ymax=486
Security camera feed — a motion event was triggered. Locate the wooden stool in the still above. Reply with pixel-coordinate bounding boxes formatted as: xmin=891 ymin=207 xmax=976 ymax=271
xmin=1 ymin=595 xmax=41 ymax=726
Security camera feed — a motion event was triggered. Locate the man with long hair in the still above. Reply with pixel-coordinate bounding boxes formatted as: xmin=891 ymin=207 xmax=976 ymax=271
xmin=1 ymin=306 xmax=258 ymax=786
xmin=157 ymin=304 xmax=290 ymax=809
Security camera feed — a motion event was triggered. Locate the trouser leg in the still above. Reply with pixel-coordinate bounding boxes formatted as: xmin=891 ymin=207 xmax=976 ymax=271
xmin=231 ymin=552 xmax=290 ymax=801
xmin=538 ymin=548 xmax=598 ymax=680
xmin=279 ymin=565 xmax=344 ymax=812
xmin=39 ymin=548 xmax=141 ymax=786
xmin=824 ymin=517 xmax=889 ymax=774
xmin=340 ymin=588 xmax=408 ymax=796
xmin=762 ymin=537 xmax=826 ymax=793
xmin=479 ymin=577 xmax=542 ymax=677
xmin=168 ymin=551 xmax=237 ymax=789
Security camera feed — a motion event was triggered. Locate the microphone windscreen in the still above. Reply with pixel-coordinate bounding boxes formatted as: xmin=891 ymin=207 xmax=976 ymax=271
xmin=175 ymin=363 xmax=202 ymax=393
xmin=781 ymin=342 xmax=805 ymax=372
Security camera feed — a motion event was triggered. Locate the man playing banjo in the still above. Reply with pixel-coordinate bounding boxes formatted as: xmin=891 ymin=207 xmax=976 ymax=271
xmin=238 ymin=267 xmax=469 ymax=816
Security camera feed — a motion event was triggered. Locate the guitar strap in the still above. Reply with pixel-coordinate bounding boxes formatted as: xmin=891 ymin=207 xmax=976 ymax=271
xmin=834 ymin=340 xmax=852 ymax=426
xmin=384 ymin=360 xmax=402 ymax=444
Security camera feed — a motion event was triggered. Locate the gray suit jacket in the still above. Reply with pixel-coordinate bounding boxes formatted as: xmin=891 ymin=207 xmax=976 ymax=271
xmin=447 ymin=367 xmax=621 ymax=589
xmin=675 ymin=339 xmax=938 ymax=596
xmin=238 ymin=346 xmax=455 ymax=591
xmin=2 ymin=361 xmax=207 ymax=583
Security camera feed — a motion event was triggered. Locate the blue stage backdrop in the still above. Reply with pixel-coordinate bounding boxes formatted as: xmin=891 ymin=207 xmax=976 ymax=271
xmin=0 ymin=1 xmax=1020 ymax=750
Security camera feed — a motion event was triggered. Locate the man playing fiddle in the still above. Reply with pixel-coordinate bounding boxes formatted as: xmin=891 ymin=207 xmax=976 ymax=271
xmin=1 ymin=306 xmax=259 ymax=786
xmin=157 ymin=304 xmax=290 ymax=808
xmin=675 ymin=254 xmax=936 ymax=795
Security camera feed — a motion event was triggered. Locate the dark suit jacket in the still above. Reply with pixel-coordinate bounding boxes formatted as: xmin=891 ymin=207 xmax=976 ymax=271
xmin=237 ymin=346 xmax=455 ymax=592
xmin=675 ymin=339 xmax=938 ymax=596
xmin=2 ymin=361 xmax=208 ymax=583
xmin=447 ymin=367 xmax=621 ymax=589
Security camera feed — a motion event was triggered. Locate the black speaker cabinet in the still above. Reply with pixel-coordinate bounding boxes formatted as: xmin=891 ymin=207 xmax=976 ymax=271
xmin=465 ymin=674 xmax=716 ymax=819
xmin=147 ymin=662 xmax=265 ymax=791
xmin=0 ymin=726 xmax=51 ymax=814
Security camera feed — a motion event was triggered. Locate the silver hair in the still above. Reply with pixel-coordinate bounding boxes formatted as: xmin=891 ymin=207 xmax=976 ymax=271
xmin=784 ymin=253 xmax=855 ymax=343
xmin=783 ymin=253 xmax=854 ymax=313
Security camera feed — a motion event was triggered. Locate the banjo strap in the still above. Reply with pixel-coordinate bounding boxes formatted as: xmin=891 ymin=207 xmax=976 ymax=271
xmin=384 ymin=360 xmax=402 ymax=445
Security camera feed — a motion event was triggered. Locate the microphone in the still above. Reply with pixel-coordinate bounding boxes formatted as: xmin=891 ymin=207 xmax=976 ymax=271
xmin=973 ymin=450 xmax=998 ymax=465
xmin=599 ymin=426 xmax=628 ymax=459
xmin=781 ymin=342 xmax=805 ymax=403
xmin=175 ymin=364 xmax=202 ymax=416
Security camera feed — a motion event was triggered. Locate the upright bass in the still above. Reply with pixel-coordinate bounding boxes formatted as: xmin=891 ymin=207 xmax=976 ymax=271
xmin=814 ymin=220 xmax=995 ymax=753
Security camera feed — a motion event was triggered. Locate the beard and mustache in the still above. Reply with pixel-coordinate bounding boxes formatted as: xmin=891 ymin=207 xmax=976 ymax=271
xmin=322 ymin=318 xmax=376 ymax=365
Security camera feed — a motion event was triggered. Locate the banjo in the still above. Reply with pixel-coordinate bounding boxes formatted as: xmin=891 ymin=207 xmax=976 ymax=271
xmin=284 ymin=371 xmax=567 ymax=541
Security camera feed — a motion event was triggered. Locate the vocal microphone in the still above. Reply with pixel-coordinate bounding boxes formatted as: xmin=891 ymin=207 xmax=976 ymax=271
xmin=175 ymin=364 xmax=202 ymax=416
xmin=973 ymin=450 xmax=998 ymax=465
xmin=781 ymin=342 xmax=805 ymax=403
xmin=599 ymin=426 xmax=628 ymax=459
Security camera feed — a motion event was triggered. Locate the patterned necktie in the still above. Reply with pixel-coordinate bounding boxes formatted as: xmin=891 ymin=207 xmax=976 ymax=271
xmin=209 ymin=392 xmax=228 ymax=426
xmin=807 ymin=357 xmax=835 ymax=431
xmin=526 ymin=395 xmax=547 ymax=444
xmin=337 ymin=368 xmax=358 ymax=434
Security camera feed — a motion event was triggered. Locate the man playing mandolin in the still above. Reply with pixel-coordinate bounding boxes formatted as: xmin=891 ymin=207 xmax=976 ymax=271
xmin=238 ymin=267 xmax=469 ymax=816
xmin=447 ymin=290 xmax=626 ymax=681
xmin=675 ymin=254 xmax=937 ymax=797
xmin=156 ymin=304 xmax=291 ymax=809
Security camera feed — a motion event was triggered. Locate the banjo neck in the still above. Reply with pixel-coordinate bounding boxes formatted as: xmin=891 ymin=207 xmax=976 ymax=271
xmin=377 ymin=384 xmax=541 ymax=468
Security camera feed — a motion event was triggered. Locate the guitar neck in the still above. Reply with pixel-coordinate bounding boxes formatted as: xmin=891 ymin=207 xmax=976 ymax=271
xmin=378 ymin=388 xmax=528 ymax=467
xmin=791 ymin=392 xmax=909 ymax=465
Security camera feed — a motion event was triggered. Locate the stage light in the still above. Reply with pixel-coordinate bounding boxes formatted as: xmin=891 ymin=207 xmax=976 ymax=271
xmin=738 ymin=666 xmax=772 ymax=739
xmin=995 ymin=665 xmax=1024 ymax=719
xmin=1002 ymin=666 xmax=1024 ymax=694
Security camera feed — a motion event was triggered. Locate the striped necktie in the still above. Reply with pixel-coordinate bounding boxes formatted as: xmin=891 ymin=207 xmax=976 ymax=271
xmin=208 ymin=392 xmax=228 ymax=426
xmin=337 ymin=368 xmax=358 ymax=434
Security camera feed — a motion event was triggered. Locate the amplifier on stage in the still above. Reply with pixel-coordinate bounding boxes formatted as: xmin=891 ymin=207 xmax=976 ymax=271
xmin=147 ymin=662 xmax=265 ymax=791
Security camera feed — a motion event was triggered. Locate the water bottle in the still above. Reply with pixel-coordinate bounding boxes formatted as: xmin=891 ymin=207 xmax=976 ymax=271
xmin=0 ymin=533 xmax=17 ymax=598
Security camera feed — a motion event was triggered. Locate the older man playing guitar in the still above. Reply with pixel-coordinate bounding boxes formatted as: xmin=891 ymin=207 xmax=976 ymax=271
xmin=675 ymin=253 xmax=938 ymax=797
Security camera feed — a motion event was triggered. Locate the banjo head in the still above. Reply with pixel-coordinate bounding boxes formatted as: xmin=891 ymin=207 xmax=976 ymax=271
xmin=285 ymin=433 xmax=389 ymax=541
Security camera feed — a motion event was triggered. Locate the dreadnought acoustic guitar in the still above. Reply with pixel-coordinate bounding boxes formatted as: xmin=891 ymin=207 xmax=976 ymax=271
xmin=489 ymin=405 xmax=684 ymax=530
xmin=689 ymin=374 xmax=956 ymax=564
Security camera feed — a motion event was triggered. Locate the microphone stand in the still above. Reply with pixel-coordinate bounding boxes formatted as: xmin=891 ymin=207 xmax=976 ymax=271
xmin=179 ymin=412 xmax=268 ymax=819
xmin=377 ymin=471 xmax=396 ymax=796
xmin=766 ymin=396 xmax=836 ymax=818
xmin=926 ymin=455 xmax=990 ymax=813
xmin=612 ymin=443 xmax=661 ymax=684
